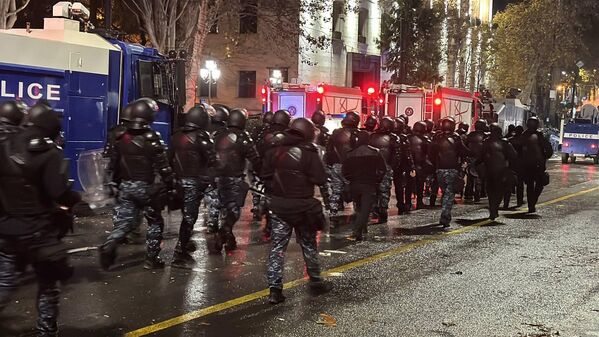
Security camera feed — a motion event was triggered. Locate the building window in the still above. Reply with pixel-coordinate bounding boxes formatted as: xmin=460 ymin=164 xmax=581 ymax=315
xmin=239 ymin=0 xmax=258 ymax=34
xmin=332 ymin=0 xmax=344 ymax=34
xmin=238 ymin=71 xmax=257 ymax=98
xmin=269 ymin=68 xmax=289 ymax=83
xmin=199 ymin=80 xmax=217 ymax=98
xmin=358 ymin=8 xmax=368 ymax=43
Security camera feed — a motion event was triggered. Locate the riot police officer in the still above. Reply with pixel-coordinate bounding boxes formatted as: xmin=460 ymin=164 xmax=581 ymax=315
xmin=0 ymin=102 xmax=81 ymax=336
xmin=249 ymin=111 xmax=274 ymax=220
xmin=254 ymin=110 xmax=291 ymax=223
xmin=516 ymin=117 xmax=553 ymax=213
xmin=213 ymin=108 xmax=261 ymax=252
xmin=509 ymin=125 xmax=525 ymax=207
xmin=407 ymin=121 xmax=433 ymax=209
xmin=204 ymin=104 xmax=230 ymax=233
xmin=464 ymin=120 xmax=488 ymax=202
xmin=170 ymin=104 xmax=216 ymax=267
xmin=392 ymin=117 xmax=416 ymax=213
xmin=429 ymin=117 xmax=470 ymax=227
xmin=344 ymin=130 xmax=386 ymax=239
xmin=261 ymin=118 xmax=328 ymax=304
xmin=0 ymin=100 xmax=26 ymax=138
xmin=100 ymin=98 xmax=175 ymax=270
xmin=369 ymin=116 xmax=401 ymax=223
xmin=362 ymin=115 xmax=378 ymax=133
xmin=312 ymin=110 xmax=330 ymax=147
xmin=325 ymin=111 xmax=361 ymax=218
xmin=479 ymin=123 xmax=518 ymax=220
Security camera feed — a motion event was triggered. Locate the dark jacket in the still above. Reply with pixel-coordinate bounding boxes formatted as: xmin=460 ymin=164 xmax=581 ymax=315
xmin=260 ymin=132 xmax=327 ymax=199
xmin=429 ymin=132 xmax=471 ymax=170
xmin=342 ymin=144 xmax=386 ymax=185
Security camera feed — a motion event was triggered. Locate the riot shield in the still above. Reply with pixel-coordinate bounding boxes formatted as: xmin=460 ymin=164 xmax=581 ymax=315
xmin=77 ymin=149 xmax=114 ymax=209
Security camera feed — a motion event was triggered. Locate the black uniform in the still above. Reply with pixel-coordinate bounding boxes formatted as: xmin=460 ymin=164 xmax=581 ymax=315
xmin=429 ymin=119 xmax=470 ymax=226
xmin=0 ymin=104 xmax=80 ymax=336
xmin=343 ymin=131 xmax=386 ymax=239
xmin=515 ymin=119 xmax=553 ymax=212
xmin=170 ymin=107 xmax=216 ymax=265
xmin=392 ymin=130 xmax=416 ymax=213
xmin=369 ymin=118 xmax=401 ymax=222
xmin=213 ymin=111 xmax=261 ymax=251
xmin=100 ymin=100 xmax=174 ymax=270
xmin=326 ymin=125 xmax=359 ymax=215
xmin=261 ymin=118 xmax=327 ymax=304
xmin=479 ymin=125 xmax=518 ymax=219
xmin=407 ymin=122 xmax=433 ymax=209
xmin=508 ymin=126 xmax=525 ymax=206
xmin=464 ymin=125 xmax=487 ymax=201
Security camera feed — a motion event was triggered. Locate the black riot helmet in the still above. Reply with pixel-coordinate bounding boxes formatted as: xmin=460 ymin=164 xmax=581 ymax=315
xmin=27 ymin=102 xmax=62 ymax=138
xmin=457 ymin=122 xmax=469 ymax=135
xmin=0 ymin=100 xmax=27 ymax=125
xmin=526 ymin=116 xmax=540 ymax=131
xmin=273 ymin=109 xmax=292 ymax=127
xmin=341 ymin=111 xmax=360 ymax=128
xmin=311 ymin=110 xmax=326 ymax=126
xmin=119 ymin=104 xmax=133 ymax=123
xmin=413 ymin=121 xmax=426 ymax=135
xmin=289 ymin=117 xmax=316 ymax=142
xmin=514 ymin=125 xmax=524 ymax=136
xmin=440 ymin=117 xmax=456 ymax=133
xmin=351 ymin=129 xmax=371 ymax=148
xmin=184 ymin=104 xmax=210 ymax=129
xmin=263 ymin=111 xmax=274 ymax=124
xmin=379 ymin=116 xmax=395 ymax=132
xmin=398 ymin=114 xmax=409 ymax=126
xmin=489 ymin=123 xmax=503 ymax=139
xmin=394 ymin=117 xmax=406 ymax=133
xmin=507 ymin=124 xmax=516 ymax=134
xmin=135 ymin=97 xmax=159 ymax=113
xmin=364 ymin=115 xmax=377 ymax=131
xmin=474 ymin=119 xmax=487 ymax=132
xmin=212 ymin=104 xmax=230 ymax=124
xmin=228 ymin=108 xmax=248 ymax=129
xmin=128 ymin=98 xmax=158 ymax=130
xmin=424 ymin=119 xmax=434 ymax=133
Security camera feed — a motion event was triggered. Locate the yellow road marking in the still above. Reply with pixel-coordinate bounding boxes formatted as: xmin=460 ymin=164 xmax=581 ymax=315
xmin=124 ymin=186 xmax=599 ymax=337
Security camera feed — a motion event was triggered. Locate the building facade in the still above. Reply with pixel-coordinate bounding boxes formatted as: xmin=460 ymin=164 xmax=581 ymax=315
xmin=200 ymin=0 xmax=382 ymax=114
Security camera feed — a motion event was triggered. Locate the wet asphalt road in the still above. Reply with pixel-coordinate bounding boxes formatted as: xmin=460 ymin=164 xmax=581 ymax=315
xmin=2 ymin=160 xmax=599 ymax=337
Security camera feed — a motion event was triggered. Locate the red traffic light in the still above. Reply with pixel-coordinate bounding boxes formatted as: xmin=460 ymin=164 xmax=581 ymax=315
xmin=434 ymin=97 xmax=442 ymax=106
xmin=317 ymin=85 xmax=325 ymax=95
xmin=367 ymin=87 xmax=376 ymax=95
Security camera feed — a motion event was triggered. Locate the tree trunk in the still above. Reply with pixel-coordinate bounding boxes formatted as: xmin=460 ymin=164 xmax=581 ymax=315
xmin=1 ymin=0 xmax=30 ymax=29
xmin=185 ymin=1 xmax=210 ymax=110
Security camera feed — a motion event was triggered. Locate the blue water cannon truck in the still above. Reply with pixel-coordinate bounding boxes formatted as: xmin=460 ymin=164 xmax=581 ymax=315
xmin=560 ymin=104 xmax=599 ymax=164
xmin=0 ymin=2 xmax=185 ymax=189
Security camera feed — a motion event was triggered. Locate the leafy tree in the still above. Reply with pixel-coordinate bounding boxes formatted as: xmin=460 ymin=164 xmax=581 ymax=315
xmin=490 ymin=0 xmax=599 ymax=104
xmin=379 ymin=0 xmax=443 ymax=87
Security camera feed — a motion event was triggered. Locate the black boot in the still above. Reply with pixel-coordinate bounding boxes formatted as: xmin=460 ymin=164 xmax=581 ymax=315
xmin=309 ymin=277 xmax=333 ymax=294
xmin=143 ymin=255 xmax=165 ymax=270
xmin=268 ymin=287 xmax=286 ymax=304
xmin=172 ymin=242 xmax=195 ymax=268
xmin=99 ymin=240 xmax=118 ymax=271
xmin=377 ymin=210 xmax=388 ymax=224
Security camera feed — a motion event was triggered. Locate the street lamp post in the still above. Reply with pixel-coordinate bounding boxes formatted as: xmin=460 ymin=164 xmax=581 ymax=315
xmin=267 ymin=69 xmax=283 ymax=112
xmin=200 ymin=60 xmax=221 ymax=104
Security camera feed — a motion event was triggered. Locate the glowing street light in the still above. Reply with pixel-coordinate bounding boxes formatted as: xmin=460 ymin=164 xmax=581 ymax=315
xmin=199 ymin=60 xmax=221 ymax=104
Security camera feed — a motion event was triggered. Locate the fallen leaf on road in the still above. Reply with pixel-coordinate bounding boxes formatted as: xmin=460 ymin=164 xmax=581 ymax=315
xmin=442 ymin=319 xmax=456 ymax=327
xmin=317 ymin=313 xmax=337 ymax=327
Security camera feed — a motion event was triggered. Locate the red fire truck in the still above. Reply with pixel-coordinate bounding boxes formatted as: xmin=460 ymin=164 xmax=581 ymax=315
xmin=267 ymin=83 xmax=363 ymax=130
xmin=383 ymin=84 xmax=479 ymax=128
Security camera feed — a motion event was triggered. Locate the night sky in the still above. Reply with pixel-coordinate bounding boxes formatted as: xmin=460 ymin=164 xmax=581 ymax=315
xmin=494 ymin=0 xmax=519 ymax=13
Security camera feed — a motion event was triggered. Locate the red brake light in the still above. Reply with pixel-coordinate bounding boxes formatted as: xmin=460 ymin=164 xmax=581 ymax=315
xmin=434 ymin=97 xmax=442 ymax=106
xmin=317 ymin=85 xmax=325 ymax=95
xmin=379 ymin=98 xmax=384 ymax=104
xmin=367 ymin=87 xmax=376 ymax=95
